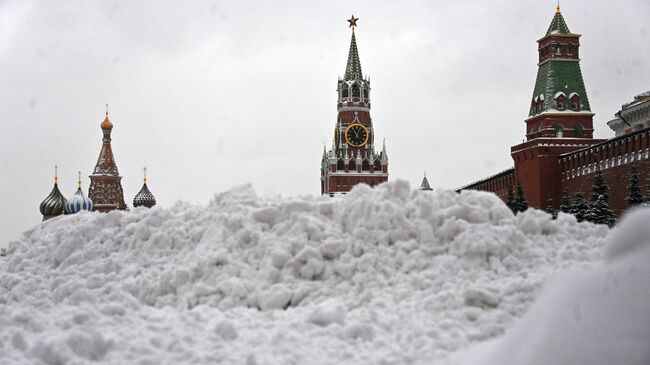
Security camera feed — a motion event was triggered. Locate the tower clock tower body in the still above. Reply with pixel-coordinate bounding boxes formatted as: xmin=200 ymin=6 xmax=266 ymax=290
xmin=321 ymin=20 xmax=388 ymax=195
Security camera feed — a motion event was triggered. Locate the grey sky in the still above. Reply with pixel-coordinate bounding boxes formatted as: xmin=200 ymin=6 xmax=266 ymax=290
xmin=1 ymin=0 xmax=649 ymax=247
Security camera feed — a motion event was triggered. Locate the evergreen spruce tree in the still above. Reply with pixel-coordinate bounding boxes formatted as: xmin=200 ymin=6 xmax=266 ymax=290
xmin=587 ymin=194 xmax=615 ymax=227
xmin=512 ymin=184 xmax=528 ymax=214
xmin=570 ymin=192 xmax=589 ymax=222
xmin=626 ymin=164 xmax=644 ymax=206
xmin=590 ymin=170 xmax=609 ymax=204
xmin=588 ymin=170 xmax=614 ymax=224
xmin=560 ymin=188 xmax=571 ymax=213
xmin=545 ymin=196 xmax=556 ymax=219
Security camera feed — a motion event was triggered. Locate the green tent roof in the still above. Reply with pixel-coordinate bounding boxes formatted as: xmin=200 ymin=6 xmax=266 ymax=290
xmin=546 ymin=10 xmax=571 ymax=35
xmin=529 ymin=61 xmax=591 ymax=116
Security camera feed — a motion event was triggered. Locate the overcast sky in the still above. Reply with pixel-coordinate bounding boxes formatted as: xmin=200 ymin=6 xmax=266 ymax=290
xmin=1 ymin=0 xmax=649 ymax=247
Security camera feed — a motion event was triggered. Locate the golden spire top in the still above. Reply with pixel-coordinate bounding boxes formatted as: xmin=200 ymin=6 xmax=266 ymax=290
xmin=556 ymin=1 xmax=561 ymax=13
xmin=101 ymin=104 xmax=113 ymax=130
xmin=143 ymin=167 xmax=148 ymax=184
xmin=54 ymin=165 xmax=58 ymax=184
xmin=77 ymin=171 xmax=82 ymax=188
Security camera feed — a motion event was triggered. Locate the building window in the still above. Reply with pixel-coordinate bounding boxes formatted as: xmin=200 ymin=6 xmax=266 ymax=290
xmin=554 ymin=124 xmax=564 ymax=138
xmin=352 ymin=83 xmax=360 ymax=97
xmin=555 ymin=43 xmax=561 ymax=55
xmin=570 ymin=94 xmax=580 ymax=110
xmin=568 ymin=45 xmax=574 ymax=55
xmin=575 ymin=124 xmax=584 ymax=138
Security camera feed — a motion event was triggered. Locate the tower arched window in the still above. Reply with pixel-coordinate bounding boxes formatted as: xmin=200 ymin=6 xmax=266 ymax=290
xmin=575 ymin=124 xmax=584 ymax=138
xmin=362 ymin=158 xmax=370 ymax=171
xmin=363 ymin=88 xmax=368 ymax=98
xmin=352 ymin=83 xmax=360 ymax=97
xmin=348 ymin=159 xmax=357 ymax=171
xmin=555 ymin=43 xmax=561 ymax=55
xmin=337 ymin=158 xmax=345 ymax=171
xmin=554 ymin=124 xmax=564 ymax=138
xmin=342 ymin=87 xmax=349 ymax=98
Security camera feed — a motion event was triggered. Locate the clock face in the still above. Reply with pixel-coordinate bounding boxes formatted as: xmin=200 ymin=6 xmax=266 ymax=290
xmin=344 ymin=123 xmax=369 ymax=147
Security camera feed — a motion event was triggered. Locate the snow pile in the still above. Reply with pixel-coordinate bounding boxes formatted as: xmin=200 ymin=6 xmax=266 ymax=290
xmin=0 ymin=181 xmax=609 ymax=364
xmin=457 ymin=208 xmax=650 ymax=365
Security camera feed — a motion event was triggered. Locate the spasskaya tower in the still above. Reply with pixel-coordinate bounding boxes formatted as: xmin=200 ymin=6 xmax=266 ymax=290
xmin=321 ymin=16 xmax=389 ymax=195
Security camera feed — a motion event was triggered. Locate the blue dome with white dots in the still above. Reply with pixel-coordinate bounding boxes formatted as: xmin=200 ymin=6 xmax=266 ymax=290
xmin=66 ymin=174 xmax=93 ymax=214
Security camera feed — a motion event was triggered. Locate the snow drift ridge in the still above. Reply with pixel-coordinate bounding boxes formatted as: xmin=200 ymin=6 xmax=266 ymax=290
xmin=0 ymin=181 xmax=609 ymax=364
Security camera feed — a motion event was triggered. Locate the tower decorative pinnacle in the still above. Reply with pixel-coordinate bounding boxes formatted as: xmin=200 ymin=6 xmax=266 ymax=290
xmin=54 ymin=165 xmax=58 ymax=184
xmin=101 ymin=105 xmax=113 ymax=131
xmin=420 ymin=171 xmax=433 ymax=191
xmin=143 ymin=167 xmax=147 ymax=184
xmin=344 ymin=16 xmax=363 ymax=81
xmin=546 ymin=4 xmax=571 ymax=35
xmin=77 ymin=171 xmax=82 ymax=188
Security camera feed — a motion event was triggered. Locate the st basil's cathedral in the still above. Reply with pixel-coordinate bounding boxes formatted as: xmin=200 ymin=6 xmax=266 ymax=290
xmin=39 ymin=111 xmax=156 ymax=221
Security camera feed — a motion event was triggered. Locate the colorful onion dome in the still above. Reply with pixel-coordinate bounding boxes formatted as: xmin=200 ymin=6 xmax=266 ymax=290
xmin=133 ymin=168 xmax=156 ymax=208
xmin=100 ymin=112 xmax=113 ymax=130
xmin=39 ymin=166 xmax=67 ymax=221
xmin=66 ymin=172 xmax=93 ymax=214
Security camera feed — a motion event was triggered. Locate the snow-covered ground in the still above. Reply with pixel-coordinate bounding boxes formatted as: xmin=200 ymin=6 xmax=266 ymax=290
xmin=2 ymin=180 xmax=645 ymax=364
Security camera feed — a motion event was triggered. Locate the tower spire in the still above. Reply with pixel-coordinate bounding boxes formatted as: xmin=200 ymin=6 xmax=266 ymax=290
xmin=344 ymin=15 xmax=363 ymax=81
xmin=77 ymin=171 xmax=81 ymax=188
xmin=89 ymin=109 xmax=126 ymax=211
xmin=546 ymin=4 xmax=570 ymax=35
xmin=143 ymin=167 xmax=147 ymax=184
xmin=420 ymin=170 xmax=433 ymax=191
xmin=54 ymin=165 xmax=58 ymax=184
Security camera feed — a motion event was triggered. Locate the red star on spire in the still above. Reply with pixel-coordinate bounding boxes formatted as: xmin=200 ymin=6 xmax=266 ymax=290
xmin=347 ymin=15 xmax=359 ymax=28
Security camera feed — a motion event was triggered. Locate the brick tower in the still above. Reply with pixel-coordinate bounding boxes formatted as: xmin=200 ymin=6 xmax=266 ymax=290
xmin=510 ymin=5 xmax=603 ymax=208
xmin=89 ymin=111 xmax=127 ymax=212
xmin=321 ymin=16 xmax=389 ymax=195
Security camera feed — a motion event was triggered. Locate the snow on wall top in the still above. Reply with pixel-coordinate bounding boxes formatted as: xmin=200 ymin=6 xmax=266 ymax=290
xmin=0 ymin=180 xmax=608 ymax=364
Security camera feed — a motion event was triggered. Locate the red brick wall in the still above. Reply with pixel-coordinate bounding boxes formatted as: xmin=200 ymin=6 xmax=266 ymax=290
xmin=560 ymin=129 xmax=650 ymax=215
xmin=327 ymin=175 xmax=388 ymax=194
xmin=459 ymin=169 xmax=514 ymax=202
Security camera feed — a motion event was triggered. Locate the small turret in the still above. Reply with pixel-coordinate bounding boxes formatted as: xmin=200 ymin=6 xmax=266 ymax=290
xmin=66 ymin=172 xmax=93 ymax=214
xmin=39 ymin=165 xmax=67 ymax=221
xmin=133 ymin=168 xmax=157 ymax=208
xmin=420 ymin=171 xmax=433 ymax=191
